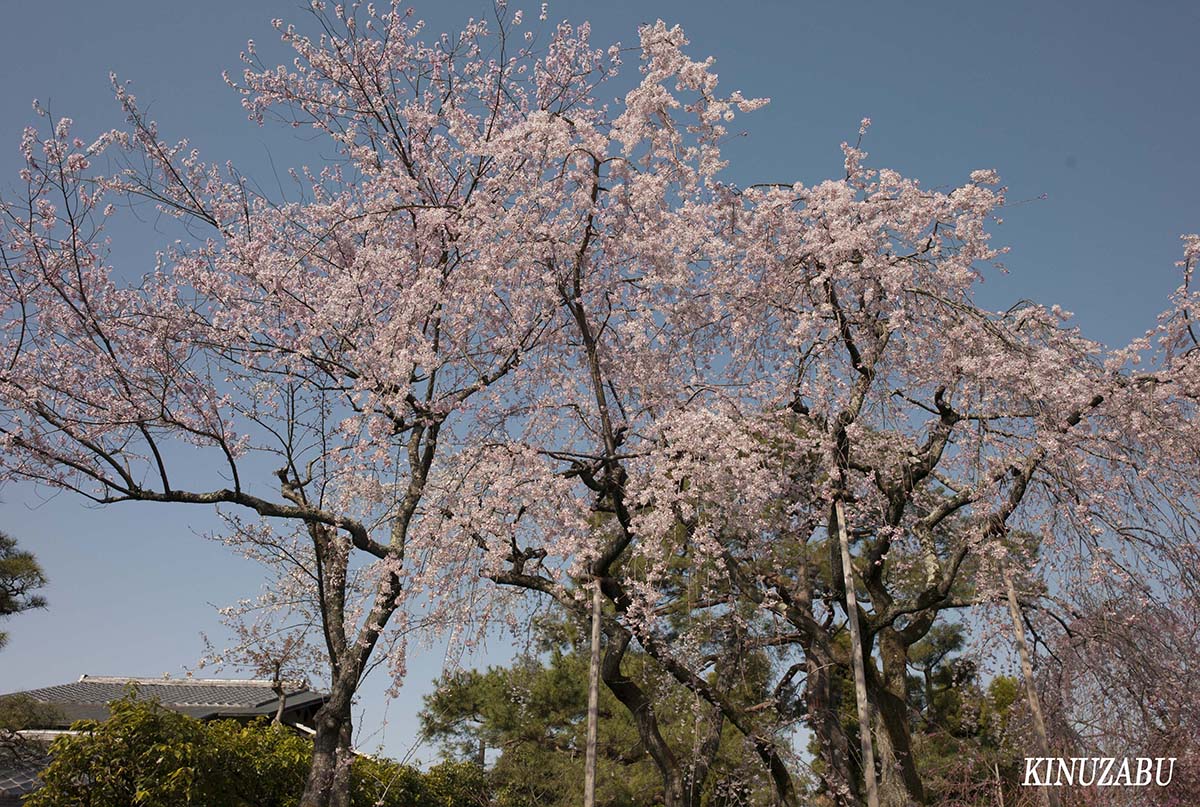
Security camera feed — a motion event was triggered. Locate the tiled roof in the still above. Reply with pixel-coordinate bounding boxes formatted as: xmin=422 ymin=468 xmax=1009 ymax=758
xmin=0 ymin=749 xmax=50 ymax=799
xmin=2 ymin=676 xmax=327 ymax=728
xmin=18 ymin=676 xmax=310 ymax=708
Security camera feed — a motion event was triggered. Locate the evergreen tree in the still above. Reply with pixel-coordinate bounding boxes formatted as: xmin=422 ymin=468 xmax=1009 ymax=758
xmin=0 ymin=531 xmax=47 ymax=651
xmin=421 ymin=619 xmax=777 ymax=807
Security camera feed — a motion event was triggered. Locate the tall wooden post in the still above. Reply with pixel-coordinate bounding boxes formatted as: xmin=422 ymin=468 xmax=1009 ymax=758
xmin=835 ymin=500 xmax=880 ymax=807
xmin=1004 ymin=564 xmax=1059 ymax=807
xmin=584 ymin=578 xmax=602 ymax=807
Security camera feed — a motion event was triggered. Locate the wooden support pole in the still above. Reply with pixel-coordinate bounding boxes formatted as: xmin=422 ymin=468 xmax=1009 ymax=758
xmin=1004 ymin=564 xmax=1059 ymax=807
xmin=835 ymin=499 xmax=879 ymax=807
xmin=584 ymin=578 xmax=602 ymax=807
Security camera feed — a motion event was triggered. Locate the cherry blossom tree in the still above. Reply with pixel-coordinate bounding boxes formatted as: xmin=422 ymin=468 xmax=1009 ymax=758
xmin=198 ymin=575 xmax=328 ymax=726
xmin=458 ymin=115 xmax=1200 ymax=807
xmin=2 ymin=3 xmax=1198 ymax=806
xmin=0 ymin=4 xmax=761 ymax=805
xmin=1037 ymin=577 xmax=1200 ymax=805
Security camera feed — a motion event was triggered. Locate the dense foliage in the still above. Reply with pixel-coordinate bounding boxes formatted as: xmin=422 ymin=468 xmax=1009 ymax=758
xmin=25 ymin=695 xmax=486 ymax=807
xmin=421 ymin=620 xmax=778 ymax=806
xmin=0 ymin=694 xmax=58 ymax=734
xmin=813 ymin=624 xmax=1033 ymax=807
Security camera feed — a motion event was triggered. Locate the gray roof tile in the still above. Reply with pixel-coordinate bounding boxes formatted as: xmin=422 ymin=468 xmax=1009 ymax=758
xmin=2 ymin=676 xmax=327 ymax=728
xmin=15 ymin=676 xmax=309 ymax=708
xmin=0 ymin=750 xmax=49 ymax=798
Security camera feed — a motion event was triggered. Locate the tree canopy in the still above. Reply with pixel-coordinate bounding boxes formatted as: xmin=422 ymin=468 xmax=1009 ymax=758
xmin=1 ymin=2 xmax=1198 ymax=805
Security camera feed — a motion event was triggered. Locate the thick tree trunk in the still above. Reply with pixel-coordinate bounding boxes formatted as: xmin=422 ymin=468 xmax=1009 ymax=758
xmin=806 ymin=645 xmax=861 ymax=806
xmin=299 ymin=676 xmax=355 ymax=807
xmin=871 ymin=700 xmax=922 ymax=807
xmin=872 ymin=628 xmax=925 ymax=806
xmin=301 ymin=707 xmax=344 ymax=807
xmin=329 ymin=703 xmax=354 ymax=807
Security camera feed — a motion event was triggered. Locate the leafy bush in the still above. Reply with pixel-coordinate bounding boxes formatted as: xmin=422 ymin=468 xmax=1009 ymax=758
xmin=25 ymin=694 xmax=487 ymax=807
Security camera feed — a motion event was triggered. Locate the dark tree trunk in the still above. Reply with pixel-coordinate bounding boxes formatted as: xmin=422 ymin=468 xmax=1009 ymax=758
xmin=600 ymin=626 xmax=690 ymax=807
xmin=329 ymin=704 xmax=353 ymax=807
xmin=870 ymin=627 xmax=925 ymax=806
xmin=301 ymin=708 xmax=343 ymax=807
xmin=806 ymin=645 xmax=862 ymax=807
xmin=299 ymin=675 xmax=355 ymax=807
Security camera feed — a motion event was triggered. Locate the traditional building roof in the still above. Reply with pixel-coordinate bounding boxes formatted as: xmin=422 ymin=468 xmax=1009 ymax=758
xmin=0 ymin=748 xmax=50 ymax=805
xmin=2 ymin=675 xmax=327 ymax=728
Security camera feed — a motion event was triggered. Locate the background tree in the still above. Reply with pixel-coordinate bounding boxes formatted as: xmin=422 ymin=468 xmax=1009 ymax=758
xmin=0 ymin=695 xmax=59 ymax=734
xmin=0 ymin=531 xmax=47 ymax=651
xmin=0 ymin=693 xmax=59 ymax=770
xmin=802 ymin=621 xmax=1039 ymax=807
xmin=421 ymin=617 xmax=777 ymax=807
xmin=424 ymin=655 xmax=659 ymax=807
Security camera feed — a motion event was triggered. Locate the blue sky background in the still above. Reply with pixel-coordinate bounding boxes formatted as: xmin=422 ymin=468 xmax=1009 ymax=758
xmin=1 ymin=0 xmax=1197 ymax=760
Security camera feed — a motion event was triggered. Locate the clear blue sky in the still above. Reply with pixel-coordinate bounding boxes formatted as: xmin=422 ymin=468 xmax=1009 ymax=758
xmin=1 ymin=0 xmax=1197 ymax=760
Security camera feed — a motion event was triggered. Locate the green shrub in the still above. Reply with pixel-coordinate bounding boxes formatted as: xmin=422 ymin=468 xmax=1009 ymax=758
xmin=25 ymin=693 xmax=488 ymax=807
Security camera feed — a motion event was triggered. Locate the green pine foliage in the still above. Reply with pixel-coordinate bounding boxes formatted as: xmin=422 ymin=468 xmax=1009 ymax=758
xmin=0 ymin=694 xmax=59 ymax=733
xmin=419 ymin=621 xmax=776 ymax=807
xmin=805 ymin=623 xmax=1030 ymax=807
xmin=0 ymin=531 xmax=48 ymax=651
